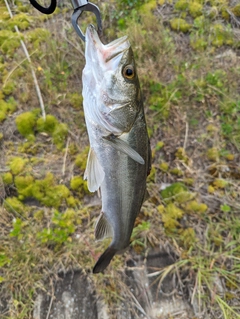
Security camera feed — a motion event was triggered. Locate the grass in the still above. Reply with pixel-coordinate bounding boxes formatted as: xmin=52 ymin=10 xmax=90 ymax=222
xmin=0 ymin=0 xmax=240 ymax=318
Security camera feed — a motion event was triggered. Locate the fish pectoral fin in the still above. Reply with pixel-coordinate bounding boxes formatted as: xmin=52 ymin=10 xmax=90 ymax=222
xmin=95 ymin=212 xmax=113 ymax=241
xmin=84 ymin=148 xmax=105 ymax=192
xmin=102 ymin=136 xmax=144 ymax=165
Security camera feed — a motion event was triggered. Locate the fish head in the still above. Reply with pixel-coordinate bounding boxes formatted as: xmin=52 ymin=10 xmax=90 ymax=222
xmin=84 ymin=25 xmax=141 ymax=133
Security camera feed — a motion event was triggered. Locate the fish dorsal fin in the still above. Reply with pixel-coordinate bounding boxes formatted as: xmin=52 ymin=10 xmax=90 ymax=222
xmin=95 ymin=212 xmax=113 ymax=241
xmin=84 ymin=148 xmax=105 ymax=192
xmin=102 ymin=135 xmax=144 ymax=165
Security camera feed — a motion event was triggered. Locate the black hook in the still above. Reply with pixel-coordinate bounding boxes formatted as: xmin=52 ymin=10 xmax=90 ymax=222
xmin=29 ymin=0 xmax=56 ymax=14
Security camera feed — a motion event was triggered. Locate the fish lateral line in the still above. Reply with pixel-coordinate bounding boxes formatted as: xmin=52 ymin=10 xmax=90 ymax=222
xmin=102 ymin=134 xmax=144 ymax=165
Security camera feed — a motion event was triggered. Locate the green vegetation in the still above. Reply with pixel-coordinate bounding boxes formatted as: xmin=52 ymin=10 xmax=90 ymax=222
xmin=0 ymin=0 xmax=240 ymax=317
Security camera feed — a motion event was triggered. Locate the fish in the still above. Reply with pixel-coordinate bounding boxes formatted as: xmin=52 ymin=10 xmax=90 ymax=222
xmin=82 ymin=24 xmax=151 ymax=273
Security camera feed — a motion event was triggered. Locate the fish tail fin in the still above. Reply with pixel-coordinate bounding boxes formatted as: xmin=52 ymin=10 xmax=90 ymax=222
xmin=93 ymin=246 xmax=117 ymax=274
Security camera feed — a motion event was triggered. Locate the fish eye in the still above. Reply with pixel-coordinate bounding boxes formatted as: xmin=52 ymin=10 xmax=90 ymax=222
xmin=123 ymin=65 xmax=135 ymax=79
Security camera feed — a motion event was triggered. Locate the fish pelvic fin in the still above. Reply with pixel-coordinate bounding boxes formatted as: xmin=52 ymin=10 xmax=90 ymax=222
xmin=95 ymin=212 xmax=113 ymax=241
xmin=93 ymin=246 xmax=117 ymax=274
xmin=102 ymin=135 xmax=144 ymax=165
xmin=84 ymin=147 xmax=105 ymax=192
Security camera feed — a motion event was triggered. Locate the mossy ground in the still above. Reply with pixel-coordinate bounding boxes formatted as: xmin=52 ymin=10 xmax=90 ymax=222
xmin=0 ymin=0 xmax=240 ymax=318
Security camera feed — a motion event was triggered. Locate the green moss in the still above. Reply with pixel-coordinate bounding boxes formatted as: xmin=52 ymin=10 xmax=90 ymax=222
xmin=147 ymin=166 xmax=156 ymax=183
xmin=52 ymin=123 xmax=68 ymax=150
xmin=183 ymin=178 xmax=194 ymax=186
xmin=29 ymin=173 xmax=71 ymax=208
xmin=190 ymin=35 xmax=208 ymax=51
xmin=34 ymin=210 xmax=44 ymax=221
xmin=0 ymin=98 xmax=17 ymax=116
xmin=186 ymin=200 xmax=208 ymax=214
xmin=210 ymin=6 xmax=220 ymax=19
xmin=9 ymin=157 xmax=28 ymax=175
xmin=161 ymin=182 xmax=194 ymax=204
xmin=0 ymin=30 xmax=21 ymax=56
xmin=161 ymin=203 xmax=184 ymax=231
xmin=170 ymin=18 xmax=191 ymax=33
xmin=14 ymin=175 xmax=34 ymax=198
xmin=209 ymin=0 xmax=228 ymax=5
xmin=159 ymin=162 xmax=169 ymax=172
xmin=52 ymin=184 xmax=70 ymax=201
xmin=207 ymin=147 xmax=219 ymax=161
xmin=4 ymin=196 xmax=26 ymax=215
xmin=27 ymin=28 xmax=50 ymax=46
xmin=213 ymin=178 xmax=228 ymax=189
xmin=37 ymin=209 xmax=77 ymax=246
xmin=149 ymin=96 xmax=170 ymax=119
xmin=66 ymin=196 xmax=79 ymax=207
xmin=211 ymin=229 xmax=223 ymax=246
xmin=189 ymin=2 xmax=203 ymax=17
xmin=70 ymin=176 xmax=88 ymax=197
xmin=175 ymin=147 xmax=189 ymax=163
xmin=75 ymin=147 xmax=89 ymax=170
xmin=169 ymin=167 xmax=183 ymax=176
xmin=15 ymin=111 xmax=37 ymax=140
xmin=67 ymin=93 xmax=83 ymax=109
xmin=68 ymin=143 xmax=78 ymax=156
xmin=9 ymin=13 xmax=32 ymax=31
xmin=17 ymin=4 xmax=30 ymax=13
xmin=0 ymin=110 xmax=6 ymax=122
xmin=221 ymin=7 xmax=230 ymax=20
xmin=208 ymin=185 xmax=215 ymax=193
xmin=193 ymin=15 xmax=205 ymax=29
xmin=2 ymin=172 xmax=13 ymax=185
xmin=157 ymin=205 xmax=165 ymax=214
xmin=225 ymin=153 xmax=234 ymax=161
xmin=30 ymin=172 xmax=54 ymax=199
xmin=179 ymin=228 xmax=196 ymax=248
xmin=210 ymin=24 xmax=234 ymax=47
xmin=155 ymin=141 xmax=164 ymax=150
xmin=232 ymin=4 xmax=240 ymax=17
xmin=139 ymin=0 xmax=157 ymax=14
xmin=36 ymin=114 xmax=58 ymax=134
xmin=174 ymin=0 xmax=189 ymax=11
xmin=7 ymin=97 xmax=17 ymax=112
xmin=2 ymin=81 xmax=15 ymax=96
xmin=18 ymin=141 xmax=38 ymax=155
xmin=19 ymin=92 xmax=29 ymax=103
xmin=36 ymin=115 xmax=69 ymax=149
xmin=206 ymin=124 xmax=218 ymax=132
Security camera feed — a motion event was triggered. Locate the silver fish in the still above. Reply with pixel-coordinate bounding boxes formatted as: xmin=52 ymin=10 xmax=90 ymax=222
xmin=82 ymin=25 xmax=151 ymax=273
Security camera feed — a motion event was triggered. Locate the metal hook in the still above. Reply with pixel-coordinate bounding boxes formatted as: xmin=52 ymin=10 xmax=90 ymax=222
xmin=71 ymin=1 xmax=102 ymax=42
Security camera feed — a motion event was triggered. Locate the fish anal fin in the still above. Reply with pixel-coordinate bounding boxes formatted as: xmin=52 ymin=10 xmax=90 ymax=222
xmin=84 ymin=148 xmax=105 ymax=193
xmin=93 ymin=246 xmax=117 ymax=274
xmin=95 ymin=212 xmax=113 ymax=241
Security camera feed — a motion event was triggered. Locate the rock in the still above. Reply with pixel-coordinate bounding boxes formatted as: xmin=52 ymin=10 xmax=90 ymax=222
xmin=33 ymin=251 xmax=195 ymax=319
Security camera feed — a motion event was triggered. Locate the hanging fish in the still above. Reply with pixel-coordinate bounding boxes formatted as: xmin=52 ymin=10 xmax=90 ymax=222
xmin=82 ymin=25 xmax=151 ymax=273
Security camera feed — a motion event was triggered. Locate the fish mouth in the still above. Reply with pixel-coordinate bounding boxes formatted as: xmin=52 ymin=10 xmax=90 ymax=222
xmin=86 ymin=24 xmax=130 ymax=63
